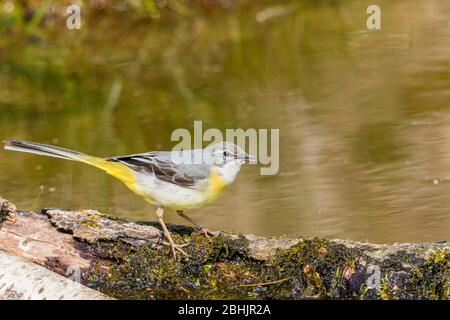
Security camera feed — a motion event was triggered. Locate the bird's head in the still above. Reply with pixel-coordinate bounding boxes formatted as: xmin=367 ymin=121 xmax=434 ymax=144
xmin=204 ymin=142 xmax=256 ymax=185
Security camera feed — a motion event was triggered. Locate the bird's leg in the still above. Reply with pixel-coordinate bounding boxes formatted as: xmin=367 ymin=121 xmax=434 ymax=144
xmin=156 ymin=207 xmax=189 ymax=259
xmin=176 ymin=210 xmax=220 ymax=238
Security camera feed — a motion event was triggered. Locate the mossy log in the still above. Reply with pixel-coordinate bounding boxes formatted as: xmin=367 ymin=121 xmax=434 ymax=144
xmin=0 ymin=197 xmax=449 ymax=300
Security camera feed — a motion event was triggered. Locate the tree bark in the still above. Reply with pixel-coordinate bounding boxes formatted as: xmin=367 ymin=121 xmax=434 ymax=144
xmin=0 ymin=197 xmax=449 ymax=299
xmin=0 ymin=249 xmax=110 ymax=300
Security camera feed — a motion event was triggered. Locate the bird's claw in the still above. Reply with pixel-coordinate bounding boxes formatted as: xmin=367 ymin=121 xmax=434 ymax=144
xmin=172 ymin=243 xmax=190 ymax=259
xmin=161 ymin=241 xmax=190 ymax=259
xmin=200 ymin=228 xmax=220 ymax=238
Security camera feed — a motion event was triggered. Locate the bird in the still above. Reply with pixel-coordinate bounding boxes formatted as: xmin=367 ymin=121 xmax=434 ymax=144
xmin=3 ymin=140 xmax=255 ymax=258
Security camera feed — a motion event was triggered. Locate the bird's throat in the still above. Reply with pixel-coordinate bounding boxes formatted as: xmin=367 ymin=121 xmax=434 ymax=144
xmin=206 ymin=171 xmax=227 ymax=202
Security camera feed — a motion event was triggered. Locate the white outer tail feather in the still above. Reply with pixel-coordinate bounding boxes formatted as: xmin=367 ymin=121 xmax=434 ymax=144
xmin=2 ymin=140 xmax=85 ymax=161
xmin=4 ymin=144 xmax=75 ymax=160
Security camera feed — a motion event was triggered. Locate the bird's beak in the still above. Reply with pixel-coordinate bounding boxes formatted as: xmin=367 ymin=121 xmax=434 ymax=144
xmin=242 ymin=154 xmax=257 ymax=164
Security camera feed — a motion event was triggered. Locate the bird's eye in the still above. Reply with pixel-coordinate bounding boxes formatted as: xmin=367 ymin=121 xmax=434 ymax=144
xmin=223 ymin=151 xmax=229 ymax=157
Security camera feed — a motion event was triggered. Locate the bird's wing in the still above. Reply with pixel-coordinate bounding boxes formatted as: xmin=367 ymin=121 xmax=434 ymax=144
xmin=106 ymin=150 xmax=210 ymax=188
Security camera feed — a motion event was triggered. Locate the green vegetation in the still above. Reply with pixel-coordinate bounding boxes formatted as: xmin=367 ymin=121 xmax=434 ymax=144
xmin=376 ymin=249 xmax=450 ymax=300
xmin=409 ymin=249 xmax=450 ymax=299
xmin=87 ymin=235 xmax=364 ymax=299
xmin=86 ymin=234 xmax=450 ymax=299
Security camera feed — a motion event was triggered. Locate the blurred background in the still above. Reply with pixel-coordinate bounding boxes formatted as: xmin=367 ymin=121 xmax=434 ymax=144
xmin=0 ymin=0 xmax=449 ymax=243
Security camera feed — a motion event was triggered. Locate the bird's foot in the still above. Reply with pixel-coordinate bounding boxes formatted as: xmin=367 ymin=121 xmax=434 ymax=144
xmin=200 ymin=227 xmax=221 ymax=238
xmin=162 ymin=240 xmax=190 ymax=259
xmin=172 ymin=243 xmax=190 ymax=259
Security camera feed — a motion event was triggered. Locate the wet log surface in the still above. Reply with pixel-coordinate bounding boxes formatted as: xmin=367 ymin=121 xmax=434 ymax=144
xmin=0 ymin=197 xmax=449 ymax=299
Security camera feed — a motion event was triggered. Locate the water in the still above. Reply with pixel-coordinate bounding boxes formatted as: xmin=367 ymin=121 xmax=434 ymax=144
xmin=1 ymin=0 xmax=450 ymax=243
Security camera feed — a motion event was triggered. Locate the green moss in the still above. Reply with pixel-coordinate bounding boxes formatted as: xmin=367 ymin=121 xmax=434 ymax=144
xmin=371 ymin=248 xmax=450 ymax=300
xmin=408 ymin=249 xmax=450 ymax=299
xmin=79 ymin=212 xmax=103 ymax=229
xmin=87 ymin=236 xmax=365 ymax=299
xmin=379 ymin=276 xmax=397 ymax=300
xmin=80 ymin=220 xmax=100 ymax=229
xmin=88 ymin=233 xmax=263 ymax=299
xmin=262 ymin=238 xmax=362 ymax=299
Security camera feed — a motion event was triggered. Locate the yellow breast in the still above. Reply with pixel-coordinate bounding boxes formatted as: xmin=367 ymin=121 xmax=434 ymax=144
xmin=205 ymin=171 xmax=227 ymax=203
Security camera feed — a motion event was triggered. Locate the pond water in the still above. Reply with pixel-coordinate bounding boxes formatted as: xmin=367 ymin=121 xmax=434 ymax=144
xmin=1 ymin=1 xmax=450 ymax=243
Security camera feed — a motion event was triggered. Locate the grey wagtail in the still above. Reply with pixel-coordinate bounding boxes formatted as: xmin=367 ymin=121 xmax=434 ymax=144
xmin=3 ymin=140 xmax=255 ymax=258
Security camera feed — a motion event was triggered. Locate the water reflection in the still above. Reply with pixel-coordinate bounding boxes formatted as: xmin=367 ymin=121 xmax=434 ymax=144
xmin=0 ymin=0 xmax=449 ymax=243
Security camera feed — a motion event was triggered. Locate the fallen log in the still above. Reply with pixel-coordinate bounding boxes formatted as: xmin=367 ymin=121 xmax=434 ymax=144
xmin=0 ymin=249 xmax=110 ymax=300
xmin=0 ymin=197 xmax=449 ymax=299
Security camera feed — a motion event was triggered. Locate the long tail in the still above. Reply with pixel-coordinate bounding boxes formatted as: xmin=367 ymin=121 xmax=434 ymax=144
xmin=3 ymin=140 xmax=136 ymax=186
